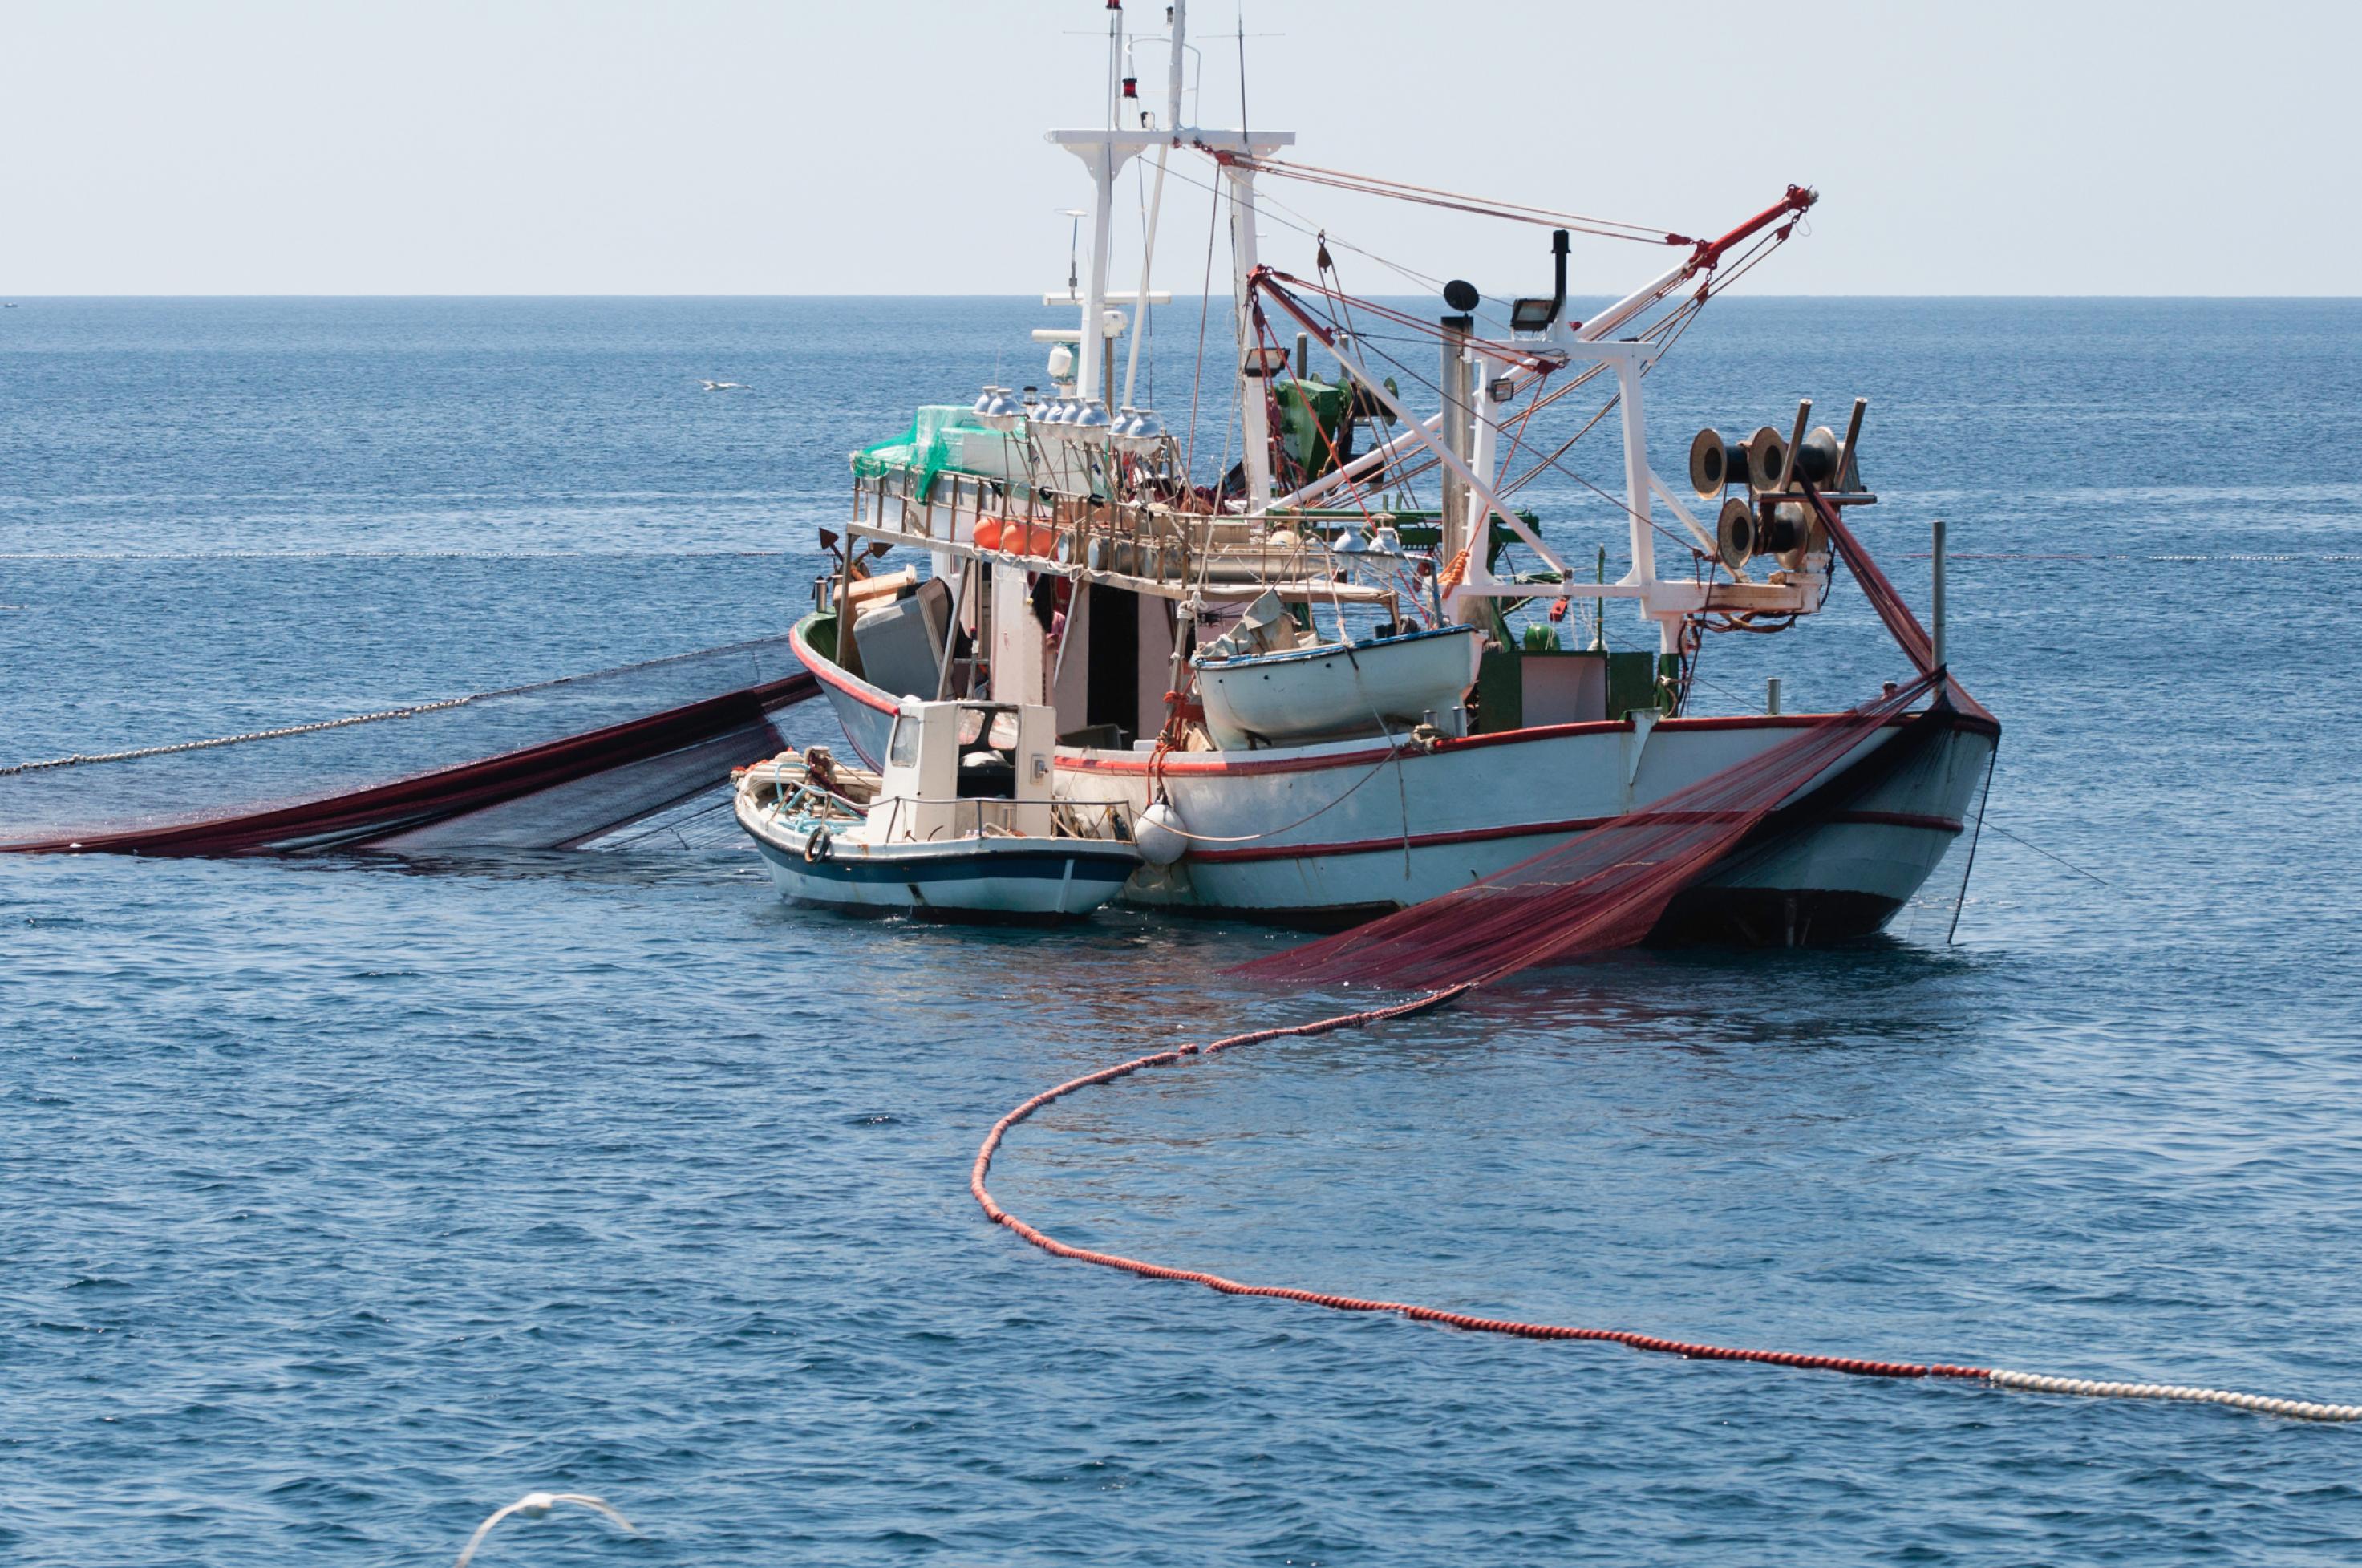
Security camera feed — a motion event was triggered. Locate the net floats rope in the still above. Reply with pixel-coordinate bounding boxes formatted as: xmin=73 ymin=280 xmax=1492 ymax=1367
xmin=972 ymin=990 xmax=2360 ymax=1425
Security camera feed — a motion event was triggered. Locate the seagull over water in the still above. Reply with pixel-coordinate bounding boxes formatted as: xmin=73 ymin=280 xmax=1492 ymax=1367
xmin=455 ymin=1492 xmax=636 ymax=1566
xmin=699 ymin=379 xmax=747 ymax=391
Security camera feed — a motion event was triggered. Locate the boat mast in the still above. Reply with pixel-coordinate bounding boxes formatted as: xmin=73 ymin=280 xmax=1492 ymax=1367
xmin=1050 ymin=5 xmax=1288 ymax=499
xmin=1226 ymin=157 xmax=1274 ymax=512
xmin=1073 ymin=1 xmax=1125 ymax=405
xmin=1118 ymin=0 xmax=1187 ymax=413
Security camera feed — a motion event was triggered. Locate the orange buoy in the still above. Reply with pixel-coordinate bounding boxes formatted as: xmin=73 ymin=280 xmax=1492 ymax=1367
xmin=1028 ymin=525 xmax=1057 ymax=557
xmin=972 ymin=516 xmax=1003 ymax=551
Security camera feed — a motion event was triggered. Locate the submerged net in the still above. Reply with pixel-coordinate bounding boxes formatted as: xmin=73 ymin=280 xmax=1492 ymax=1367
xmin=1236 ymin=673 xmax=1939 ymax=989
xmin=0 ymin=634 xmax=816 ymax=856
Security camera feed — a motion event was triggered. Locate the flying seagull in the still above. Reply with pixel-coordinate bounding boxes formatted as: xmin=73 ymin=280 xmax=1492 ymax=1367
xmin=699 ymin=379 xmax=747 ymax=391
xmin=455 ymin=1492 xmax=636 ymax=1567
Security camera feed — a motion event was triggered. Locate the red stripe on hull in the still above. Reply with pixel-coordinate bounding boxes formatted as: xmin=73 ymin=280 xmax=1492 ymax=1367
xmin=1186 ymin=808 xmax=1962 ymax=865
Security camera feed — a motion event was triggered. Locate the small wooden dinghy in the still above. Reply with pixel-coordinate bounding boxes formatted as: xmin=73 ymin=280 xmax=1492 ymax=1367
xmin=1193 ymin=593 xmax=1482 ymax=750
xmin=734 ymin=699 xmax=1137 ymax=920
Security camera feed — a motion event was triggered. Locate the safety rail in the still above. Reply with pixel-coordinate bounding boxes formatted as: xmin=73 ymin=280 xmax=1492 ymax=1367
xmin=813 ymin=792 xmax=1135 ymax=847
xmin=1051 ymin=798 xmax=1136 ymax=843
xmin=853 ymin=469 xmax=1207 ymax=566
xmin=848 ymin=468 xmax=1404 ymax=610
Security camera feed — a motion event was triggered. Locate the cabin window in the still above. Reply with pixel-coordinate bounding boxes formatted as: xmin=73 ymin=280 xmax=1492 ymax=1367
xmin=954 ymin=706 xmax=1020 ymax=798
xmin=887 ymin=717 xmax=921 ymax=768
xmin=957 ymin=708 xmax=1021 ymax=749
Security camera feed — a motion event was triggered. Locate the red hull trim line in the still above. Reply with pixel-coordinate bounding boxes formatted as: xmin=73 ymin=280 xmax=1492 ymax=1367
xmin=800 ymin=639 xmax=885 ymax=708
xmin=5 ymin=671 xmax=818 ymax=857
xmin=1056 ymin=709 xmax=1998 ymax=778
xmin=1186 ymin=808 xmax=1963 ymax=865
xmin=1839 ymin=809 xmax=1966 ymax=833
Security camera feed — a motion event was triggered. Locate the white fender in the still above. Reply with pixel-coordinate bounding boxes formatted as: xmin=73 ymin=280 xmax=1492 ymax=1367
xmin=1135 ymin=800 xmax=1188 ymax=867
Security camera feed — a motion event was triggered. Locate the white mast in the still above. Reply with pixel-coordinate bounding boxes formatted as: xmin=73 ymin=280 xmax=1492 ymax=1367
xmin=1227 ymin=159 xmax=1274 ymax=511
xmin=1049 ymin=1 xmax=1289 ymax=500
xmin=1119 ymin=1 xmax=1186 ymax=413
xmin=1072 ymin=2 xmax=1124 ymax=404
xmin=1048 ymin=1 xmax=1294 ymax=496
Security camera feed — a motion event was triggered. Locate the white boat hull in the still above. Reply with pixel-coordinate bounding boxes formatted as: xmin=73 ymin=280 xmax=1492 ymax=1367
xmin=1068 ymin=713 xmax=1994 ymax=941
xmin=736 ymin=792 xmax=1136 ymax=921
xmin=792 ymin=616 xmax=1996 ymax=941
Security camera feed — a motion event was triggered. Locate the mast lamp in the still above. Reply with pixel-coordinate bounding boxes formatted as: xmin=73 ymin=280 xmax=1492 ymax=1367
xmin=1509 ymin=298 xmax=1558 ymax=333
xmin=1511 ymin=229 xmax=1571 ymax=334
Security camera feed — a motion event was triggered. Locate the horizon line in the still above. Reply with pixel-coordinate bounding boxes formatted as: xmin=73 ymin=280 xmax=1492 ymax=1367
xmin=2 ymin=292 xmax=2360 ymax=303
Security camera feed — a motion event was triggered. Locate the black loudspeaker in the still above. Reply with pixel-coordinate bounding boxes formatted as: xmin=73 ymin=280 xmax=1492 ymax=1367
xmin=1695 ymin=425 xmax=1793 ymax=496
xmin=1716 ymin=496 xmax=1756 ymax=571
xmin=1790 ymin=425 xmax=1866 ymax=491
xmin=1740 ymin=426 xmax=1788 ymax=491
xmin=1690 ymin=427 xmax=1740 ymax=497
xmin=1756 ymin=500 xmax=1827 ymax=570
xmin=1791 ymin=425 xmax=1842 ymax=486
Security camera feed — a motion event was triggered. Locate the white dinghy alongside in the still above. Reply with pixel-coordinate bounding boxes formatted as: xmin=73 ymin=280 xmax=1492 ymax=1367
xmin=1193 ymin=593 xmax=1482 ymax=750
xmin=735 ymin=699 xmax=1136 ymax=921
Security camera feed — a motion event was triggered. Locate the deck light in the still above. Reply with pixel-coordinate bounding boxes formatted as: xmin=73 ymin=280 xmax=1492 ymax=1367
xmin=1112 ymin=406 xmax=1165 ymax=451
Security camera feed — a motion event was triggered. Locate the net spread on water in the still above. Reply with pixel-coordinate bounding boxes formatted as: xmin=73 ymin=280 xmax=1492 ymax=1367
xmin=0 ymin=634 xmax=816 ymax=856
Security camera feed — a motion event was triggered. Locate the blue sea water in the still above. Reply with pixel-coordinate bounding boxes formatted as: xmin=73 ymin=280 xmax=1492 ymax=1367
xmin=4 ymin=297 xmax=2361 ymax=1566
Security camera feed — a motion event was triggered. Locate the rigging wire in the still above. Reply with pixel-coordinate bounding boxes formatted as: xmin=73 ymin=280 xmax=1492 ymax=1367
xmin=1234 ymin=154 xmax=1688 ymax=245
xmin=1984 ymin=818 xmax=2113 ymax=887
xmin=1278 ymin=291 xmax=1704 ymax=566
xmin=1185 ymin=180 xmax=1224 ymax=484
xmin=1161 ymin=143 xmax=1798 ymax=618
xmin=1947 ymin=748 xmax=2001 ymax=942
xmin=1157 ymin=153 xmax=1457 ymax=302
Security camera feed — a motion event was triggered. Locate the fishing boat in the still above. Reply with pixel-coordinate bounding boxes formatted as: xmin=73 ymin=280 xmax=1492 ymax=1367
xmin=786 ymin=0 xmax=1999 ymax=944
xmin=734 ymin=699 xmax=1138 ymax=920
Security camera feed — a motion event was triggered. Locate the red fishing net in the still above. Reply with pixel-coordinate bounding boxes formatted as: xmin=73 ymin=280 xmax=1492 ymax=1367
xmin=1232 ymin=476 xmax=1996 ymax=988
xmin=1233 ymin=672 xmax=1938 ymax=988
xmin=0 ymin=636 xmax=816 ymax=857
xmin=1813 ymin=486 xmax=1991 ymax=723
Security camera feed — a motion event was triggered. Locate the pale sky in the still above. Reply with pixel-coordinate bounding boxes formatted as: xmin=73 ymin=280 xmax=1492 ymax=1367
xmin=3 ymin=0 xmax=2353 ymax=297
